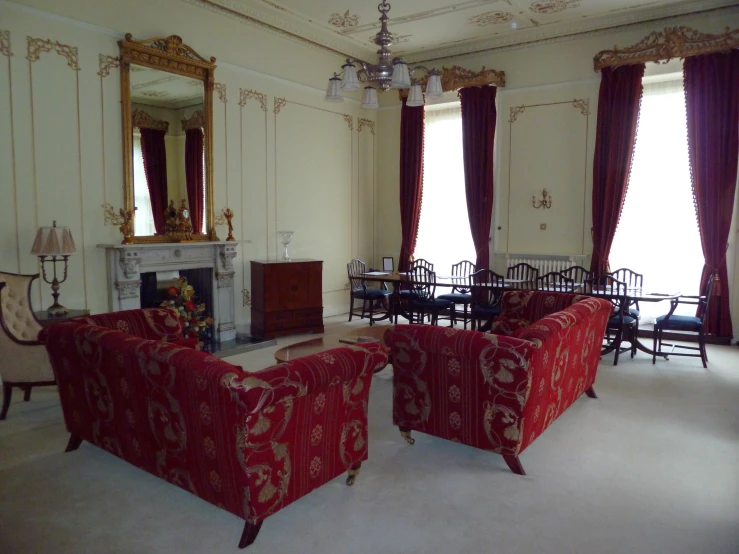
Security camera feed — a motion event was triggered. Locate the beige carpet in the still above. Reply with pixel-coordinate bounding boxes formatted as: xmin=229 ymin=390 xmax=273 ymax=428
xmin=1 ymin=316 xmax=738 ymax=554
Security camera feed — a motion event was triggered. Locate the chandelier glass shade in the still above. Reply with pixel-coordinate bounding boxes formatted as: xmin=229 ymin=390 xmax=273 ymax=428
xmin=325 ymin=0 xmax=443 ymax=108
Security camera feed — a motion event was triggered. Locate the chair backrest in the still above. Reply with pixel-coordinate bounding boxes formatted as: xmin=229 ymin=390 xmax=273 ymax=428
xmin=608 ymin=268 xmax=643 ymax=291
xmin=506 ymin=263 xmax=539 ymax=287
xmin=536 ymin=271 xmax=576 ymax=293
xmin=560 ymin=265 xmax=593 ymax=284
xmin=408 ymin=266 xmax=436 ymax=299
xmin=450 ymin=260 xmax=476 ymax=294
xmin=0 ymin=272 xmax=42 ymax=343
xmin=584 ymin=274 xmax=628 ymax=314
xmin=347 ymin=259 xmax=367 ymax=293
xmin=697 ymin=275 xmax=714 ymax=321
xmin=469 ymin=269 xmax=505 ymax=308
xmin=409 ymin=258 xmax=434 ymax=272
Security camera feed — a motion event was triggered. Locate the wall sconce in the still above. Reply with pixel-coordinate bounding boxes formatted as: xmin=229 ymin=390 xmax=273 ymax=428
xmin=532 ymin=189 xmax=552 ymax=209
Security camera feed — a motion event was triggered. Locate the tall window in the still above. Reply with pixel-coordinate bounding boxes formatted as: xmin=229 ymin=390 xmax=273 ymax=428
xmin=610 ymin=75 xmax=703 ymax=322
xmin=414 ymin=104 xmax=476 ymax=274
xmin=133 ymin=133 xmax=157 ymax=236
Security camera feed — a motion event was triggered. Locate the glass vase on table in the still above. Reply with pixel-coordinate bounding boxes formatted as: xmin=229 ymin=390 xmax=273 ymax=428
xmin=277 ymin=231 xmax=294 ymax=261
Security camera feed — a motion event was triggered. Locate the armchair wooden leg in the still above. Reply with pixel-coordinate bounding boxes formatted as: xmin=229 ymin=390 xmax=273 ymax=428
xmin=346 ymin=462 xmax=362 ymax=486
xmin=585 ymin=386 xmax=597 ymax=399
xmin=65 ymin=434 xmax=83 ymax=452
xmin=399 ymin=427 xmax=415 ymax=445
xmin=238 ymin=520 xmax=263 ymax=549
xmin=503 ymin=455 xmax=526 ymax=476
xmin=1 ymin=385 xmax=12 ymax=420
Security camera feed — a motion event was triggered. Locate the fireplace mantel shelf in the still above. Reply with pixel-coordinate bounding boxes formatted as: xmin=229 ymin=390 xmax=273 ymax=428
xmin=98 ymin=241 xmax=243 ymax=342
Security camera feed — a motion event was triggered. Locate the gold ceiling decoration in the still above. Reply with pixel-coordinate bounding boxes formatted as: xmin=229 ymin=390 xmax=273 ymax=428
xmin=182 ymin=110 xmax=205 ymax=131
xmin=132 ymin=108 xmax=169 ymax=132
xmin=400 ymin=65 xmax=505 ymax=99
xmin=593 ymin=26 xmax=739 ymax=71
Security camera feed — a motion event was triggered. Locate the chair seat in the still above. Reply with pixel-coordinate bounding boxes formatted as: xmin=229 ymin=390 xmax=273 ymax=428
xmin=400 ymin=289 xmax=429 ymax=298
xmin=608 ymin=315 xmax=637 ymax=327
xmin=437 ymin=293 xmax=473 ymax=303
xmin=411 ymin=298 xmax=452 ymax=309
xmin=629 ymin=308 xmax=640 ymax=319
xmin=472 ymin=305 xmax=501 ymax=318
xmin=353 ymin=289 xmax=392 ymax=300
xmin=655 ymin=314 xmax=702 ymax=331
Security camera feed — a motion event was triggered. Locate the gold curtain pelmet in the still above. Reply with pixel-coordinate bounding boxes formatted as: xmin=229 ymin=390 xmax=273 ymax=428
xmin=593 ymin=26 xmax=739 ymax=71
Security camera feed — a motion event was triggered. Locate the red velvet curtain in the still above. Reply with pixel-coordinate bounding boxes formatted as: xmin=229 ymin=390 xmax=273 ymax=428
xmin=590 ymin=64 xmax=645 ymax=276
xmin=459 ymin=86 xmax=497 ymax=270
xmin=139 ymin=128 xmax=169 ymax=234
xmin=185 ymin=128 xmax=205 ymax=234
xmin=684 ymin=51 xmax=739 ymax=337
xmin=398 ymin=98 xmax=425 ymax=272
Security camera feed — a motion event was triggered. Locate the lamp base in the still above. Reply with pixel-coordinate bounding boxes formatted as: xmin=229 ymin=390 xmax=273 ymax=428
xmin=47 ymin=302 xmax=69 ymax=316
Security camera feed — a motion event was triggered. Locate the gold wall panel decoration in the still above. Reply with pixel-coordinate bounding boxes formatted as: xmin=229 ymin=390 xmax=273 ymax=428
xmin=530 ymin=0 xmax=580 ymax=15
xmin=102 ymin=203 xmax=135 ymax=244
xmin=274 ymin=97 xmax=287 ymax=115
xmin=400 ymin=64 xmax=505 ymax=99
xmin=182 ymin=110 xmax=205 ymax=131
xmin=1 ymin=30 xmax=12 ymax=57
xmin=509 ymin=105 xmax=526 ymax=124
xmin=119 ymin=33 xmax=217 ymax=243
xmin=215 ymin=82 xmax=227 ymax=103
xmin=97 ymin=54 xmax=119 ymax=77
xmin=593 ymin=26 xmax=739 ymax=71
xmin=343 ymin=114 xmax=353 ymax=131
xmin=358 ymin=118 xmax=375 ymax=135
xmin=26 ymin=37 xmax=80 ymax=71
xmin=239 ymin=88 xmax=267 ymax=112
xmin=132 ymin=108 xmax=170 ymax=132
xmin=571 ymin=98 xmax=590 ymax=116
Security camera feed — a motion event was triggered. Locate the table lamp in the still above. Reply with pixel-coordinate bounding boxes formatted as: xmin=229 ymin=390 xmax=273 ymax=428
xmin=31 ymin=221 xmax=77 ymax=315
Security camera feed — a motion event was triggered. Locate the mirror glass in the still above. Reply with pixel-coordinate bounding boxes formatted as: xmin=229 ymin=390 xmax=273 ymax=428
xmin=129 ymin=65 xmax=206 ymax=236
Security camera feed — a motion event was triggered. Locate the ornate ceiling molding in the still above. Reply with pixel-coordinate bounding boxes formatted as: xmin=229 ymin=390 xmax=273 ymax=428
xmin=400 ymin=65 xmax=505 ymax=98
xmin=593 ymin=25 xmax=739 ymax=71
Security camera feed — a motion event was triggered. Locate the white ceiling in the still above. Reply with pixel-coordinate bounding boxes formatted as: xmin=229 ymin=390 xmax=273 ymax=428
xmin=196 ymin=0 xmax=738 ymax=62
xmin=130 ymin=66 xmax=204 ymax=109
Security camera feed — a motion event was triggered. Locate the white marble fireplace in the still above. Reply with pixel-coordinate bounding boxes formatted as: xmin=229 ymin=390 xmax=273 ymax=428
xmin=98 ymin=242 xmax=240 ymax=342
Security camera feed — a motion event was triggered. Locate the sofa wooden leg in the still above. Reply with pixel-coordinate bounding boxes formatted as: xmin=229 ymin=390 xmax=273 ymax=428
xmin=23 ymin=386 xmax=32 ymax=402
xmin=346 ymin=462 xmax=362 ymax=486
xmin=65 ymin=434 xmax=83 ymax=453
xmin=585 ymin=386 xmax=597 ymax=399
xmin=399 ymin=427 xmax=415 ymax=445
xmin=1 ymin=385 xmax=12 ymax=420
xmin=503 ymin=455 xmax=526 ymax=476
xmin=238 ymin=520 xmax=262 ymax=549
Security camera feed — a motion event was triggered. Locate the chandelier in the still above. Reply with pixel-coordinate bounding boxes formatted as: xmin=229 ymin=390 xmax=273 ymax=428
xmin=325 ymin=0 xmax=443 ymax=108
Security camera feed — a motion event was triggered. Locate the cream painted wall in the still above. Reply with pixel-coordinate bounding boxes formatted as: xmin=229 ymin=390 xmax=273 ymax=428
xmin=374 ymin=9 xmax=739 ymax=336
xmin=0 ymin=0 xmax=376 ymax=328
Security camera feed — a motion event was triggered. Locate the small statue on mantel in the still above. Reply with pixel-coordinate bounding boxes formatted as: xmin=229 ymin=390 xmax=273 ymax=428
xmin=215 ymin=207 xmax=236 ymax=242
xmin=102 ymin=203 xmax=135 ymax=244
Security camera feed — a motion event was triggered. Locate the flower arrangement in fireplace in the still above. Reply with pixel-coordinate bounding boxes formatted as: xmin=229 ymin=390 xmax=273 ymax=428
xmin=161 ymin=276 xmax=214 ymax=348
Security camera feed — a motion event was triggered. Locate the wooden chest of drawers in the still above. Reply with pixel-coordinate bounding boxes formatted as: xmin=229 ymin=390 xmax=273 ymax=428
xmin=250 ymin=259 xmax=324 ymax=339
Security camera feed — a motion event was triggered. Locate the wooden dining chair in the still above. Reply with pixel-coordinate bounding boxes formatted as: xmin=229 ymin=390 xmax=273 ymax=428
xmin=560 ymin=265 xmax=593 ymax=286
xmin=608 ymin=268 xmax=643 ymax=317
xmin=469 ymin=269 xmax=506 ymax=331
xmin=346 ymin=259 xmax=391 ymax=325
xmin=506 ymin=263 xmax=538 ymax=289
xmin=536 ymin=271 xmax=577 ymax=293
xmin=584 ymin=275 xmax=637 ymax=366
xmin=437 ymin=260 xmax=476 ymax=328
xmin=652 ymin=278 xmax=713 ymax=368
xmin=399 ymin=258 xmax=436 ymax=313
xmin=407 ymin=267 xmax=450 ymax=326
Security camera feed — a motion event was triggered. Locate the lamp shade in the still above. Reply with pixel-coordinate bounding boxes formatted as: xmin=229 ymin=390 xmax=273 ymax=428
xmin=406 ymin=84 xmax=425 ymax=107
xmin=361 ymin=86 xmax=379 ymax=109
xmin=341 ymin=61 xmax=360 ymax=92
xmin=391 ymin=59 xmax=411 ymax=89
xmin=325 ymin=76 xmax=344 ymax=102
xmin=31 ymin=221 xmax=76 ymax=256
xmin=425 ymin=73 xmax=443 ymax=98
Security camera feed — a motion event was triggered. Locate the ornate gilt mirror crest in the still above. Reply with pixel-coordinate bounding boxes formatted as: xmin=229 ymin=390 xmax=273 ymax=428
xmin=119 ymin=33 xmax=217 ymax=242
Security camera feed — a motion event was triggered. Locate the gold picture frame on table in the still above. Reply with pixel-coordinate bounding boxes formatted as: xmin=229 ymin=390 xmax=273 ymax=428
xmin=119 ymin=33 xmax=218 ymax=243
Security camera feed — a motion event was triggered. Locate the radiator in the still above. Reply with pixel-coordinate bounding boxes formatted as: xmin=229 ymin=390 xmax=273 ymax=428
xmin=506 ymin=254 xmax=587 ymax=275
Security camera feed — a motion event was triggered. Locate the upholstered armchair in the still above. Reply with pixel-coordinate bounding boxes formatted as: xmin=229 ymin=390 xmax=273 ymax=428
xmin=0 ymin=272 xmax=56 ymax=420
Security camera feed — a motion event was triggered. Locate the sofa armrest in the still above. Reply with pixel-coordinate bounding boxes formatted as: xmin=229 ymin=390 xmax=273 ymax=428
xmin=71 ymin=308 xmax=185 ymax=341
xmin=227 ymin=343 xmax=389 ymax=412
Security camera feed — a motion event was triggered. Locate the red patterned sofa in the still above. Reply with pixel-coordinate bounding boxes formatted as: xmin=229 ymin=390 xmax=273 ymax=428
xmin=42 ymin=311 xmax=388 ymax=549
xmin=385 ymin=291 xmax=612 ymax=475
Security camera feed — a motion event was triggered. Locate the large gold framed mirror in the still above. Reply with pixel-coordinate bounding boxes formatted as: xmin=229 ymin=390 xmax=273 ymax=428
xmin=119 ymin=34 xmax=217 ymax=242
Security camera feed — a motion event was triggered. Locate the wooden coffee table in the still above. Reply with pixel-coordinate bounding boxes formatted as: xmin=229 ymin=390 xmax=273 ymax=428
xmin=274 ymin=325 xmax=392 ymax=370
